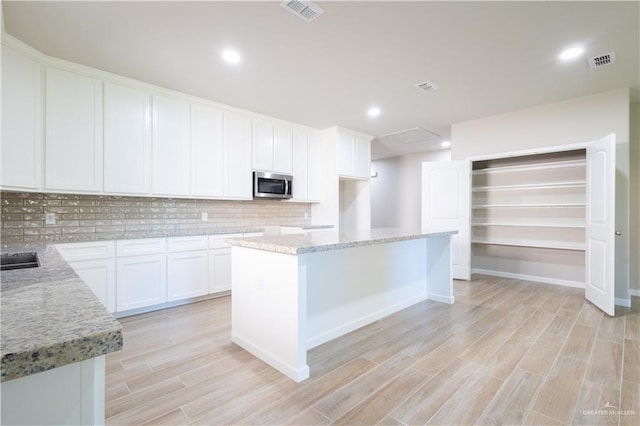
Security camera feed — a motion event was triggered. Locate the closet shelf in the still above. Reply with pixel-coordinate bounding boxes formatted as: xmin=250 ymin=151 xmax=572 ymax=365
xmin=472 ymin=203 xmax=586 ymax=209
xmin=471 ymin=239 xmax=585 ymax=251
xmin=472 ymin=159 xmax=586 ymax=175
xmin=471 ymin=222 xmax=585 ymax=229
xmin=472 ymin=181 xmax=586 ymax=192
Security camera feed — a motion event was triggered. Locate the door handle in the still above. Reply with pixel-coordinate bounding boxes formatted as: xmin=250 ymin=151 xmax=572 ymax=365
xmin=615 ymin=230 xmax=622 ymax=236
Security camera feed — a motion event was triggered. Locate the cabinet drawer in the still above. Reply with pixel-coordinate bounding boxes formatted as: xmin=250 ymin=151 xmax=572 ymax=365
xmin=209 ymin=233 xmax=243 ymax=249
xmin=167 ymin=236 xmax=208 ymax=252
xmin=117 ymin=238 xmax=166 ymax=256
xmin=56 ymin=241 xmax=115 ymax=261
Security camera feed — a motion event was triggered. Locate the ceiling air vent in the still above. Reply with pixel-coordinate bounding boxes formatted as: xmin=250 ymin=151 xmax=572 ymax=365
xmin=281 ymin=1 xmax=325 ymax=23
xmin=416 ymin=81 xmax=439 ymax=93
xmin=588 ymin=52 xmax=616 ymax=69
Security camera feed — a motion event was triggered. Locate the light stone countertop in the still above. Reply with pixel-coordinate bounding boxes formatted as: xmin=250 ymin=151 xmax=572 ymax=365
xmin=226 ymin=228 xmax=458 ymax=255
xmin=1 ymin=244 xmax=123 ymax=382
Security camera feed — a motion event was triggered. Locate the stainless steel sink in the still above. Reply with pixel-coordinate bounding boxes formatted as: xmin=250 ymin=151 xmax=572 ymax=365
xmin=0 ymin=252 xmax=40 ymax=271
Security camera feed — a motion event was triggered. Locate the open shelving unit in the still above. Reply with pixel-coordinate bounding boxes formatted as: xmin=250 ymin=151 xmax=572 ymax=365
xmin=470 ymin=149 xmax=587 ymax=287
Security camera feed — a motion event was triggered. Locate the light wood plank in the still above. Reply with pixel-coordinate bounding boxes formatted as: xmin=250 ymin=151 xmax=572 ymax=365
xmin=584 ymin=338 xmax=623 ymax=389
xmin=560 ymin=323 xmax=597 ymax=362
xmin=519 ymin=333 xmax=565 ymax=376
xmin=533 ymin=356 xmax=588 ymax=423
xmin=481 ymin=368 xmax=544 ymax=425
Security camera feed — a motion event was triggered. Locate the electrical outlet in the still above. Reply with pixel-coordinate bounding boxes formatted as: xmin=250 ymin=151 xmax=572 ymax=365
xmin=201 ymin=212 xmax=208 ymax=222
xmin=304 ymin=212 xmax=309 ymax=219
xmin=45 ymin=212 xmax=56 ymax=225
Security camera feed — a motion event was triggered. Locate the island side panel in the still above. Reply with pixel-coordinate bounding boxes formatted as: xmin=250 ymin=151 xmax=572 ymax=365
xmin=425 ymin=234 xmax=455 ymax=304
xmin=230 ymin=246 xmax=309 ymax=382
xmin=305 ymin=238 xmax=429 ymax=349
xmin=1 ymin=356 xmax=105 ymax=426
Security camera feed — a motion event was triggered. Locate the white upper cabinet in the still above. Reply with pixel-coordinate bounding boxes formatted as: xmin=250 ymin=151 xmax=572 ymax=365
xmin=338 ymin=129 xmax=370 ymax=180
xmin=45 ymin=67 xmax=103 ymax=191
xmin=252 ymin=118 xmax=294 ymax=175
xmin=292 ymin=129 xmax=323 ymax=202
xmin=152 ymin=95 xmax=191 ymax=196
xmin=292 ymin=130 xmax=309 ymax=201
xmin=104 ymin=83 xmax=151 ymax=195
xmin=273 ymin=124 xmax=293 ymax=174
xmin=1 ymin=46 xmax=43 ymax=190
xmin=224 ymin=111 xmax=253 ymax=199
xmin=307 ymin=131 xmax=323 ymax=201
xmin=338 ymin=130 xmax=354 ymax=177
xmin=252 ymin=118 xmax=274 ymax=172
xmin=191 ymin=103 xmax=224 ymax=197
xmin=354 ymin=135 xmax=371 ymax=179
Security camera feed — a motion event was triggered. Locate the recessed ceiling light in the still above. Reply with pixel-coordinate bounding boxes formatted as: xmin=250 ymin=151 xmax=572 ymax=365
xmin=367 ymin=107 xmax=381 ymax=118
xmin=559 ymin=46 xmax=585 ymax=61
xmin=221 ymin=49 xmax=241 ymax=64
xmin=440 ymin=140 xmax=451 ymax=148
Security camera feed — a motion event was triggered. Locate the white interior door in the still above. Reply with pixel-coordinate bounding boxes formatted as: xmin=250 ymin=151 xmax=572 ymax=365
xmin=586 ymin=134 xmax=616 ymax=316
xmin=421 ymin=161 xmax=471 ymax=280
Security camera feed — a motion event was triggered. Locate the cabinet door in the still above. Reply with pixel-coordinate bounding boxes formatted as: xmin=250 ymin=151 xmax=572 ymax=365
xmin=191 ymin=103 xmax=224 ymax=197
xmin=252 ymin=118 xmax=274 ymax=171
xmin=354 ymin=136 xmax=371 ymax=179
xmin=274 ymin=124 xmax=293 ymax=174
xmin=224 ymin=111 xmax=252 ymax=199
xmin=1 ymin=46 xmax=42 ymax=190
xmin=116 ymin=254 xmax=167 ymax=312
xmin=209 ymin=247 xmax=232 ymax=293
xmin=292 ymin=130 xmax=308 ymax=201
xmin=69 ymin=258 xmax=116 ymax=313
xmin=338 ymin=131 xmax=354 ymax=177
xmin=152 ymin=95 xmax=191 ymax=196
xmin=167 ymin=251 xmax=208 ymax=302
xmin=45 ymin=67 xmax=103 ymax=191
xmin=307 ymin=131 xmax=323 ymax=201
xmin=104 ymin=83 xmax=151 ymax=194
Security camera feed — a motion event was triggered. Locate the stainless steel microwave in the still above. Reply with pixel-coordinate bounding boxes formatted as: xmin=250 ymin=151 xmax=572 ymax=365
xmin=253 ymin=171 xmax=293 ymax=199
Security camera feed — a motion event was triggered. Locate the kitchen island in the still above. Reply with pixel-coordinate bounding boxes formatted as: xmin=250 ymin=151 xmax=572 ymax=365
xmin=227 ymin=228 xmax=456 ymax=382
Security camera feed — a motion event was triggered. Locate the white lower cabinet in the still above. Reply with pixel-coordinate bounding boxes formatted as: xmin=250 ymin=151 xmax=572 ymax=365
xmin=167 ymin=236 xmax=209 ymax=301
xmin=116 ymin=238 xmax=168 ymax=312
xmin=116 ymin=254 xmax=167 ymax=312
xmin=55 ymin=241 xmax=116 ymax=313
xmin=59 ymin=233 xmax=261 ymax=316
xmin=209 ymin=249 xmax=232 ymax=294
xmin=69 ymin=259 xmax=116 ymax=313
xmin=208 ymin=233 xmax=241 ymax=294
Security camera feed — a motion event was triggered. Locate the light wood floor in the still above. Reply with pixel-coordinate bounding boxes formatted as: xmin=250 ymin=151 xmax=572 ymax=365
xmin=105 ymin=275 xmax=640 ymax=425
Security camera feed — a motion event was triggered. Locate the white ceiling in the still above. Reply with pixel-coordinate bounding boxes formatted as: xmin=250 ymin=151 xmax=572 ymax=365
xmin=3 ymin=1 xmax=639 ymax=160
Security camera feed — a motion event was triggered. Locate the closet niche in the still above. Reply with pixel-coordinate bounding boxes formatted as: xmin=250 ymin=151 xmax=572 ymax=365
xmin=471 ymin=149 xmax=587 ymax=287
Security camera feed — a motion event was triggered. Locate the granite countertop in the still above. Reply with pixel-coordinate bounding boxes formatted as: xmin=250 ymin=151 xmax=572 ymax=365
xmin=1 ymin=244 xmax=123 ymax=382
xmin=226 ymin=228 xmax=458 ymax=255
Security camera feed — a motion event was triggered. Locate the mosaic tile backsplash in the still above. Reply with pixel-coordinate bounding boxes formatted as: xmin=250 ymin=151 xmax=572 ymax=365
xmin=1 ymin=191 xmax=311 ymax=243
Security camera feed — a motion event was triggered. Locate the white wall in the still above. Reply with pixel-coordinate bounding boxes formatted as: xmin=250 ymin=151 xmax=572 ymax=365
xmin=371 ymin=150 xmax=451 ymax=229
xmin=370 ymin=157 xmax=399 ymax=228
xmin=451 ymin=88 xmax=636 ymax=297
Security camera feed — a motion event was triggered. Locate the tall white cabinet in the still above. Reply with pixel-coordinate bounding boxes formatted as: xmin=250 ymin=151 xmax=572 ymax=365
xmin=152 ymin=95 xmax=191 ymax=196
xmin=45 ymin=67 xmax=103 ymax=192
xmin=1 ymin=46 xmax=42 ymax=190
xmin=103 ymin=83 xmax=151 ymax=195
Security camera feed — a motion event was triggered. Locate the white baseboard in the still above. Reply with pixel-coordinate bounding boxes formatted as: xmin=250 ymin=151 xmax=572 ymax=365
xmin=231 ymin=333 xmax=309 ymax=383
xmin=631 ymin=289 xmax=640 ymax=297
xmin=427 ymin=293 xmax=455 ymax=304
xmin=471 ymin=269 xmax=584 ymax=289
xmin=615 ymin=297 xmax=631 ymax=308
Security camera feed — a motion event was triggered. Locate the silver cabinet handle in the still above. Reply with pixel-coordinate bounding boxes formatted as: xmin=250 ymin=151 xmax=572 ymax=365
xmin=615 ymin=230 xmax=622 ymax=236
